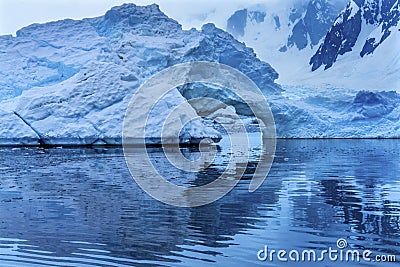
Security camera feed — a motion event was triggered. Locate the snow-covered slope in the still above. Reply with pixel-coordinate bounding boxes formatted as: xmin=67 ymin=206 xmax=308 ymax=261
xmin=311 ymin=0 xmax=400 ymax=70
xmin=222 ymin=0 xmax=399 ymax=91
xmin=0 ymin=3 xmax=279 ymax=145
xmin=225 ymin=0 xmax=346 ymax=51
xmin=222 ymin=0 xmax=348 ymax=85
xmin=308 ymin=0 xmax=400 ymax=90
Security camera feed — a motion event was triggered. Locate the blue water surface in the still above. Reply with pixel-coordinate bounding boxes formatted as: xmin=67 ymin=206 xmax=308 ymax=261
xmin=0 ymin=140 xmax=399 ymax=266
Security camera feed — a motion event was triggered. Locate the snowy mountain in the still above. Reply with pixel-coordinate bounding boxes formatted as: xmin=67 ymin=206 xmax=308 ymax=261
xmin=223 ymin=1 xmax=346 ymax=84
xmin=226 ymin=0 xmax=346 ymax=50
xmin=223 ymin=0 xmax=399 ymax=90
xmin=284 ymin=0 xmax=348 ymax=51
xmin=310 ymin=0 xmax=400 ymax=70
xmin=307 ymin=0 xmax=399 ymax=90
xmin=0 ymin=3 xmax=279 ymax=145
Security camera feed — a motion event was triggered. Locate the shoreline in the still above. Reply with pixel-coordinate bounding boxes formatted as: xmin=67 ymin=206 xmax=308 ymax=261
xmin=0 ymin=137 xmax=398 ymax=148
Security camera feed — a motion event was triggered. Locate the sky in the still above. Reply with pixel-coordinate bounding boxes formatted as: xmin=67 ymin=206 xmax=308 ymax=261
xmin=0 ymin=0 xmax=267 ymax=36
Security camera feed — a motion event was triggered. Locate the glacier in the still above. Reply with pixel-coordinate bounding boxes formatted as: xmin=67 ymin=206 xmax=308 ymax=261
xmin=0 ymin=3 xmax=399 ymax=146
xmin=275 ymin=87 xmax=400 ymax=138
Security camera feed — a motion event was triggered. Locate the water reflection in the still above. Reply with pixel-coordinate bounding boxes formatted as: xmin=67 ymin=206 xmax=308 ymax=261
xmin=0 ymin=140 xmax=398 ymax=266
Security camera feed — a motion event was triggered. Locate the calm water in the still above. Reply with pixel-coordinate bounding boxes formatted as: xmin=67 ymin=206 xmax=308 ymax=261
xmin=0 ymin=140 xmax=399 ymax=266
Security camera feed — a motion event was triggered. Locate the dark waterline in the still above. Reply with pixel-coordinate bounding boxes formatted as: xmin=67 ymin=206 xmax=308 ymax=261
xmin=0 ymin=140 xmax=399 ymax=266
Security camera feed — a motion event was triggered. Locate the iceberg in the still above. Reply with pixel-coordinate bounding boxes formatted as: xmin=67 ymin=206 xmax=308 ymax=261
xmin=0 ymin=3 xmax=279 ymax=146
